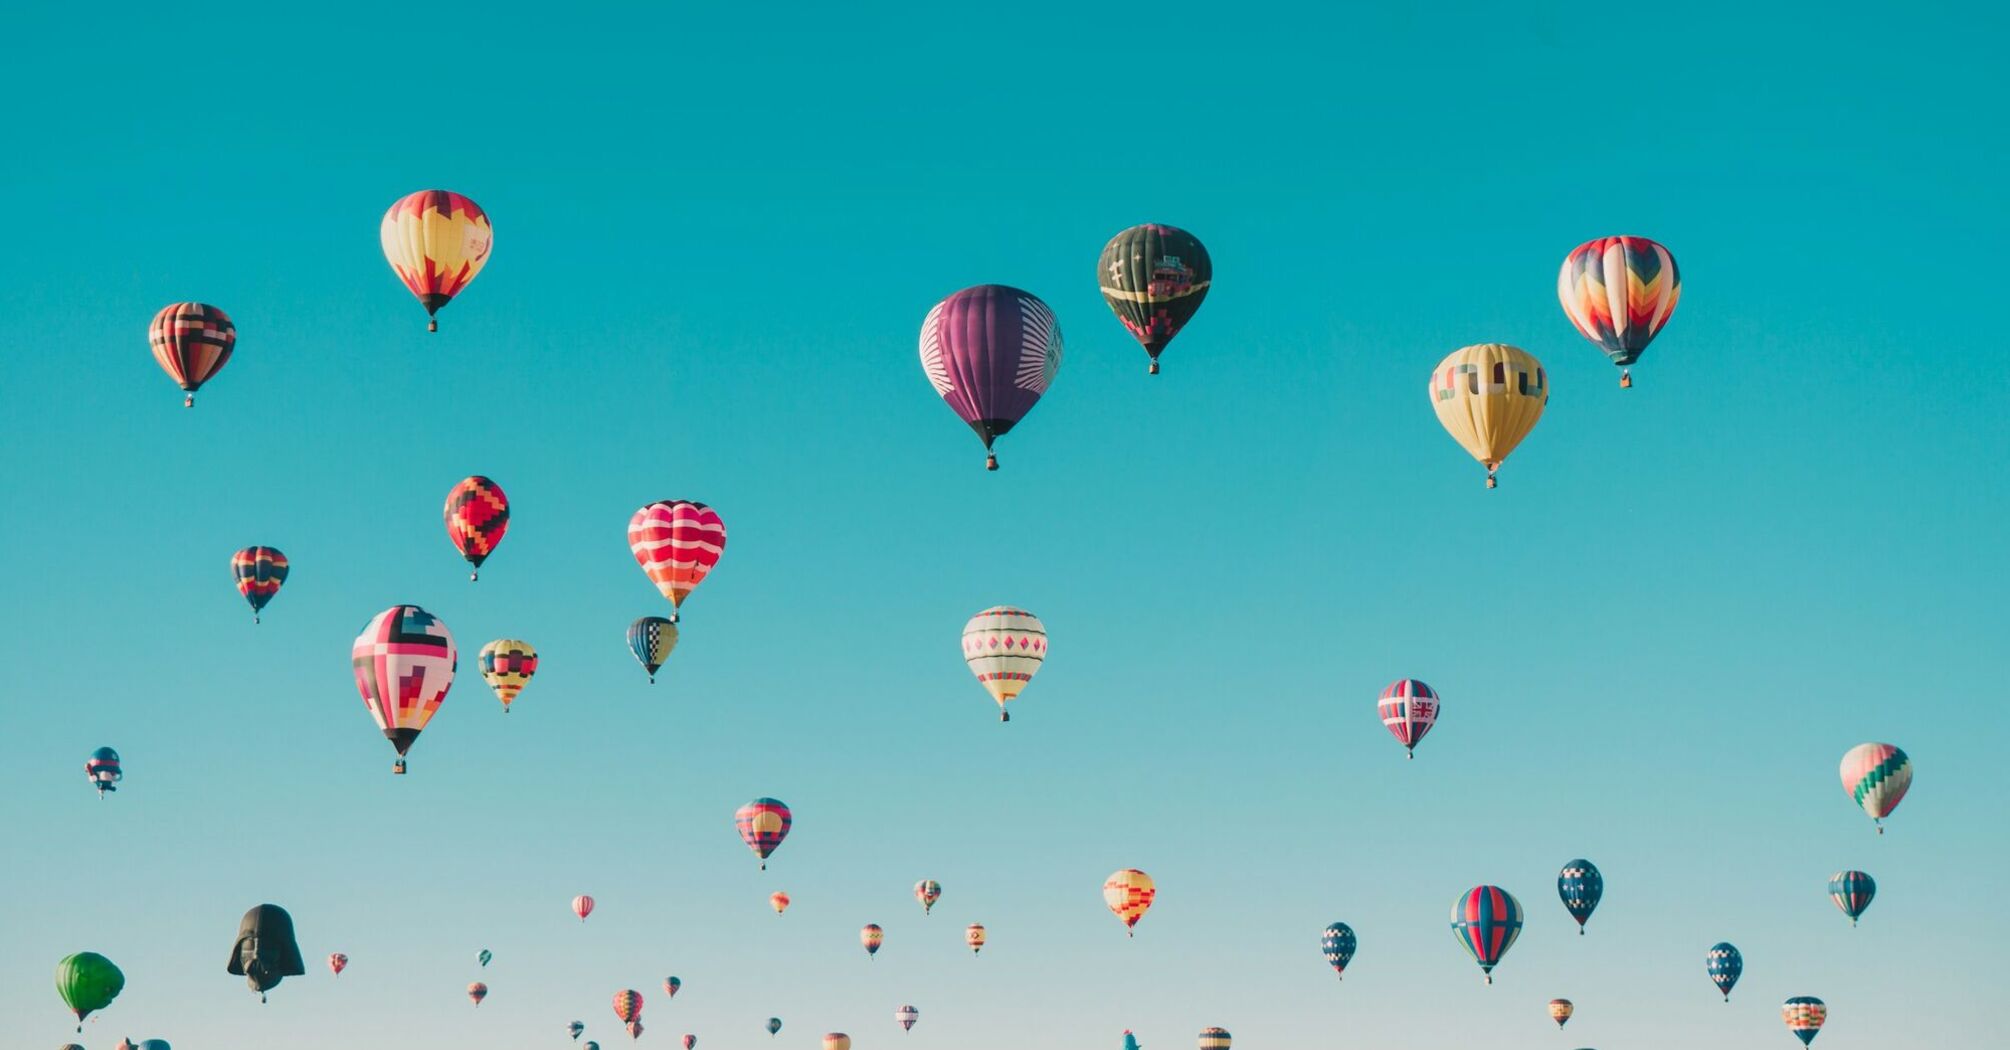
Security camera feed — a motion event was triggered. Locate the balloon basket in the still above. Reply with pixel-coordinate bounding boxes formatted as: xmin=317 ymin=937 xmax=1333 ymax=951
xmin=1619 ymin=370 xmax=1633 ymax=389
xmin=985 ymin=452 xmax=998 ymax=471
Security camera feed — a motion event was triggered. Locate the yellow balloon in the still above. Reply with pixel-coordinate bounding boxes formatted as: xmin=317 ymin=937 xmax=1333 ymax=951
xmin=1102 ymin=869 xmax=1156 ymax=936
xmin=1428 ymin=343 xmax=1548 ymax=487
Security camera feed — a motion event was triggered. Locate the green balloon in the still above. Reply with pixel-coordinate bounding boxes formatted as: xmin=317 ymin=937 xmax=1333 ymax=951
xmin=55 ymin=951 xmax=124 ymax=1030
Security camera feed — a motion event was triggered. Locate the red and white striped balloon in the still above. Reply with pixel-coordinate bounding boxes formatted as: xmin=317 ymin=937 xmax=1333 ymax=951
xmin=628 ymin=501 xmax=726 ymax=620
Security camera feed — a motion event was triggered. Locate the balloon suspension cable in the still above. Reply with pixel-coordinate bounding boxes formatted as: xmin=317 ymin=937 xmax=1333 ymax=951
xmin=185 ymin=393 xmax=195 ymax=408
xmin=985 ymin=451 xmax=998 ymax=471
xmin=1619 ymin=369 xmax=1633 ymax=389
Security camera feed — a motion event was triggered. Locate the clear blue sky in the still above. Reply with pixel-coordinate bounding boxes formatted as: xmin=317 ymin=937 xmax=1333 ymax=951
xmin=3 ymin=3 xmax=2004 ymax=1048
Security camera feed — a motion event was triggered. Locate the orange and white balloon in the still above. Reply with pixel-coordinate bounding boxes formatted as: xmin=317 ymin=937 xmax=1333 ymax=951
xmin=965 ymin=923 xmax=987 ymax=954
xmin=1103 ymin=869 xmax=1157 ymax=936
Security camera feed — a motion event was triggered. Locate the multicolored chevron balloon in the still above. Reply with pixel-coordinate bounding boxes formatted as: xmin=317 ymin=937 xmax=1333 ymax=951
xmin=1558 ymin=235 xmax=1681 ymax=387
xmin=231 ymin=546 xmax=288 ymax=623
xmin=1839 ymin=742 xmax=1911 ymax=833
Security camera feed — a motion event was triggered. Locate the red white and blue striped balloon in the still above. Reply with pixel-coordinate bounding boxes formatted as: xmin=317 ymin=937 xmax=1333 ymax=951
xmin=1449 ymin=885 xmax=1523 ymax=983
xmin=1827 ymin=871 xmax=1875 ymax=926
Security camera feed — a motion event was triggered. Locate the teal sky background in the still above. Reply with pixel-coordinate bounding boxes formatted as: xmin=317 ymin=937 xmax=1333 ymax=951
xmin=3 ymin=3 xmax=2004 ymax=1048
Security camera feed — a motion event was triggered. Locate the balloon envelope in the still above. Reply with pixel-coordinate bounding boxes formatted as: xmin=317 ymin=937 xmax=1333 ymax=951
xmin=573 ymin=895 xmax=596 ymax=921
xmin=823 ymin=1035 xmax=851 ymax=1050
xmin=918 ymin=284 xmax=1063 ymax=469
xmin=444 ymin=476 xmax=510 ymax=580
xmin=1428 ymin=344 xmax=1547 ymax=486
xmin=1549 ymin=999 xmax=1574 ymax=1027
xmin=1783 ymin=996 xmax=1827 ymax=1046
xmin=149 ymin=302 xmax=235 ymax=405
xmin=963 ymin=606 xmax=1047 ymax=721
xmin=1840 ymin=743 xmax=1911 ymax=831
xmin=628 ymin=501 xmax=726 ymax=617
xmin=85 ymin=747 xmax=122 ymax=795
xmin=478 ymin=638 xmax=538 ymax=711
xmin=896 ymin=1005 xmax=920 ymax=1031
xmin=915 ymin=879 xmax=941 ymax=914
xmin=350 ymin=605 xmax=456 ymax=772
xmin=613 ymin=989 xmax=644 ymax=1023
xmin=1828 ymin=870 xmax=1876 ymax=925
xmin=735 ymin=798 xmax=793 ymax=868
xmin=1098 ymin=223 xmax=1212 ymax=372
xmin=1321 ymin=921 xmax=1357 ymax=977
xmin=1449 ymin=885 xmax=1523 ymax=982
xmin=231 ymin=546 xmax=288 ymax=621
xmin=467 ymin=982 xmax=488 ymax=1005
xmin=1198 ymin=1027 xmax=1231 ymax=1050
xmin=327 ymin=952 xmax=348 ymax=976
xmin=965 ymin=924 xmax=986 ymax=953
xmin=226 ymin=904 xmax=305 ymax=1001
xmin=770 ymin=891 xmax=791 ymax=915
xmin=1102 ymin=869 xmax=1156 ymax=934
xmin=628 ymin=616 xmax=679 ymax=682
xmin=1558 ymin=235 xmax=1680 ymax=379
xmin=1707 ymin=942 xmax=1743 ymax=1001
xmin=1377 ymin=679 xmax=1438 ymax=756
xmin=861 ymin=924 xmax=884 ymax=956
xmin=380 ymin=190 xmax=492 ymax=329
xmin=55 ymin=952 xmax=124 ymax=1028
xmin=767 ymin=1018 xmax=783 ymax=1036
xmin=1558 ymin=859 xmax=1603 ymax=932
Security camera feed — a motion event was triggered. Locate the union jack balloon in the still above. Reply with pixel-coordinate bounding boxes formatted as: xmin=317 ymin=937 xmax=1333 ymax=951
xmin=1449 ymin=885 xmax=1523 ymax=983
xmin=1377 ymin=679 xmax=1439 ymax=758
xmin=1707 ymin=942 xmax=1742 ymax=1001
xmin=350 ymin=605 xmax=456 ymax=775
xmin=444 ymin=476 xmax=509 ymax=581
xmin=1828 ymin=870 xmax=1875 ymax=927
xmin=628 ymin=501 xmax=726 ymax=621
xmin=231 ymin=546 xmax=288 ymax=623
xmin=1557 ymin=859 xmax=1603 ymax=934
xmin=1320 ymin=921 xmax=1356 ymax=979
xmin=1557 ymin=235 xmax=1680 ymax=387
xmin=918 ymin=284 xmax=1063 ymax=470
xmin=149 ymin=302 xmax=235 ymax=406
xmin=735 ymin=798 xmax=792 ymax=870
xmin=1839 ymin=742 xmax=1911 ymax=833
xmin=963 ymin=607 xmax=1047 ymax=723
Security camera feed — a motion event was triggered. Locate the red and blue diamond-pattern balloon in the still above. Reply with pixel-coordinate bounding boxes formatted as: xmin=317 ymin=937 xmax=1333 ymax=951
xmin=735 ymin=798 xmax=793 ymax=870
xmin=1827 ymin=870 xmax=1875 ymax=926
xmin=1450 ymin=885 xmax=1523 ymax=983
xmin=445 ymin=476 xmax=510 ymax=581
xmin=1557 ymin=859 xmax=1603 ymax=934
xmin=149 ymin=302 xmax=235 ymax=407
xmin=1377 ymin=679 xmax=1439 ymax=758
xmin=231 ymin=546 xmax=288 ymax=623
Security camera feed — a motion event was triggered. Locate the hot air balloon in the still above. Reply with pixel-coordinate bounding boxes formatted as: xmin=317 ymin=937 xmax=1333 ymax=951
xmin=1828 ymin=871 xmax=1876 ymax=926
xmin=467 ymin=982 xmax=488 ymax=1007
xmin=628 ymin=616 xmax=679 ymax=683
xmin=1377 ymin=679 xmax=1439 ymax=758
xmin=1840 ymin=743 xmax=1911 ymax=833
xmin=1098 ymin=224 xmax=1212 ymax=374
xmin=573 ymin=895 xmax=595 ymax=922
xmin=571 ymin=1021 xmax=587 ymax=1040
xmin=443 ymin=476 xmax=509 ymax=581
xmin=477 ymin=639 xmax=538 ymax=713
xmin=1558 ymin=236 xmax=1681 ymax=388
xmin=328 ymin=952 xmax=348 ymax=977
xmin=963 ymin=606 xmax=1046 ymax=722
xmin=1198 ymin=1027 xmax=1231 ymax=1050
xmin=861 ymin=924 xmax=884 ymax=959
xmin=1450 ymin=885 xmax=1523 ymax=984
xmin=60 ymin=1044 xmax=85 ymax=1050
xmin=767 ymin=1018 xmax=783 ymax=1037
xmin=226 ymin=904 xmax=304 ymax=1003
xmin=140 ymin=1042 xmax=172 ymax=1050
xmin=478 ymin=949 xmax=492 ymax=968
xmin=896 ymin=1005 xmax=920 ymax=1031
xmin=588 ymin=1043 xmax=602 ymax=1050
xmin=613 ymin=990 xmax=644 ymax=1035
xmin=915 ymin=879 xmax=941 ymax=915
xmin=735 ymin=798 xmax=792 ymax=870
xmin=919 ymin=284 xmax=1063 ymax=469
xmin=965 ymin=924 xmax=987 ymax=954
xmin=1124 ymin=1033 xmax=1141 ymax=1050
xmin=1103 ymin=869 xmax=1156 ymax=936
xmin=628 ymin=501 xmax=725 ymax=621
xmin=1707 ymin=942 xmax=1743 ymax=1001
xmin=770 ymin=891 xmax=791 ymax=915
xmin=231 ymin=546 xmax=288 ymax=623
xmin=1429 ymin=344 xmax=1548 ymax=488
xmin=56 ymin=952 xmax=124 ymax=1031
xmin=823 ymin=1035 xmax=851 ymax=1050
xmin=380 ymin=190 xmax=492 ymax=331
xmin=149 ymin=302 xmax=235 ymax=406
xmin=682 ymin=1035 xmax=697 ymax=1050
xmin=351 ymin=605 xmax=456 ymax=774
xmin=85 ymin=747 xmax=122 ymax=797
xmin=1321 ymin=922 xmax=1356 ymax=979
xmin=1549 ymin=999 xmax=1574 ymax=1028
xmin=1558 ymin=860 xmax=1603 ymax=934
xmin=1783 ymin=997 xmax=1827 ymax=1046
xmin=663 ymin=976 xmax=681 ymax=998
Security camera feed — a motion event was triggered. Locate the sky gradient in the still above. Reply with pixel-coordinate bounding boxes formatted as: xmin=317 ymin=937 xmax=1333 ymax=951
xmin=2 ymin=3 xmax=2005 ymax=1048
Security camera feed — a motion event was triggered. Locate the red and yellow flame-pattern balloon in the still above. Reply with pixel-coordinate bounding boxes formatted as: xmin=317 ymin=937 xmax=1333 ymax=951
xmin=381 ymin=190 xmax=492 ymax=331
xmin=1102 ymin=869 xmax=1156 ymax=936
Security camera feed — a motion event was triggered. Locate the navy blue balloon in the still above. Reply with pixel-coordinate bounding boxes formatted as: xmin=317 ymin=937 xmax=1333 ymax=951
xmin=1558 ymin=859 xmax=1603 ymax=933
xmin=1707 ymin=942 xmax=1743 ymax=1001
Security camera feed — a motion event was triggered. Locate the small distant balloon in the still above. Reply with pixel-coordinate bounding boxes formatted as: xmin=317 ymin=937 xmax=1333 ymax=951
xmin=467 ymin=982 xmax=488 ymax=1007
xmin=823 ymin=1035 xmax=852 ymax=1050
xmin=735 ymin=798 xmax=793 ymax=870
xmin=770 ymin=891 xmax=791 ymax=915
xmin=1783 ymin=997 xmax=1827 ymax=1046
xmin=1377 ymin=679 xmax=1439 ymax=758
xmin=663 ymin=976 xmax=681 ymax=998
xmin=915 ymin=879 xmax=942 ymax=915
xmin=963 ymin=606 xmax=1047 ymax=722
xmin=767 ymin=1018 xmax=783 ymax=1037
xmin=1558 ymin=859 xmax=1603 ymax=934
xmin=965 ymin=923 xmax=987 ymax=954
xmin=1707 ymin=942 xmax=1743 ymax=1001
xmin=231 ymin=546 xmax=288 ymax=623
xmin=1320 ymin=922 xmax=1357 ymax=979
xmin=1828 ymin=871 xmax=1875 ymax=926
xmin=571 ymin=1020 xmax=586 ymax=1040
xmin=1124 ymin=1033 xmax=1141 ymax=1050
xmin=628 ymin=616 xmax=679 ymax=683
xmin=86 ymin=747 xmax=122 ymax=798
xmin=1198 ymin=1027 xmax=1231 ymax=1050
xmin=682 ymin=1035 xmax=697 ymax=1050
xmin=613 ymin=989 xmax=644 ymax=1026
xmin=1549 ymin=999 xmax=1574 ymax=1028
xmin=573 ymin=895 xmax=596 ymax=921
xmin=478 ymin=639 xmax=538 ymax=712
xmin=149 ymin=302 xmax=235 ymax=406
xmin=861 ymin=924 xmax=884 ymax=959
xmin=327 ymin=952 xmax=348 ymax=976
xmin=896 ymin=1004 xmax=920 ymax=1031
xmin=1450 ymin=885 xmax=1523 ymax=983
